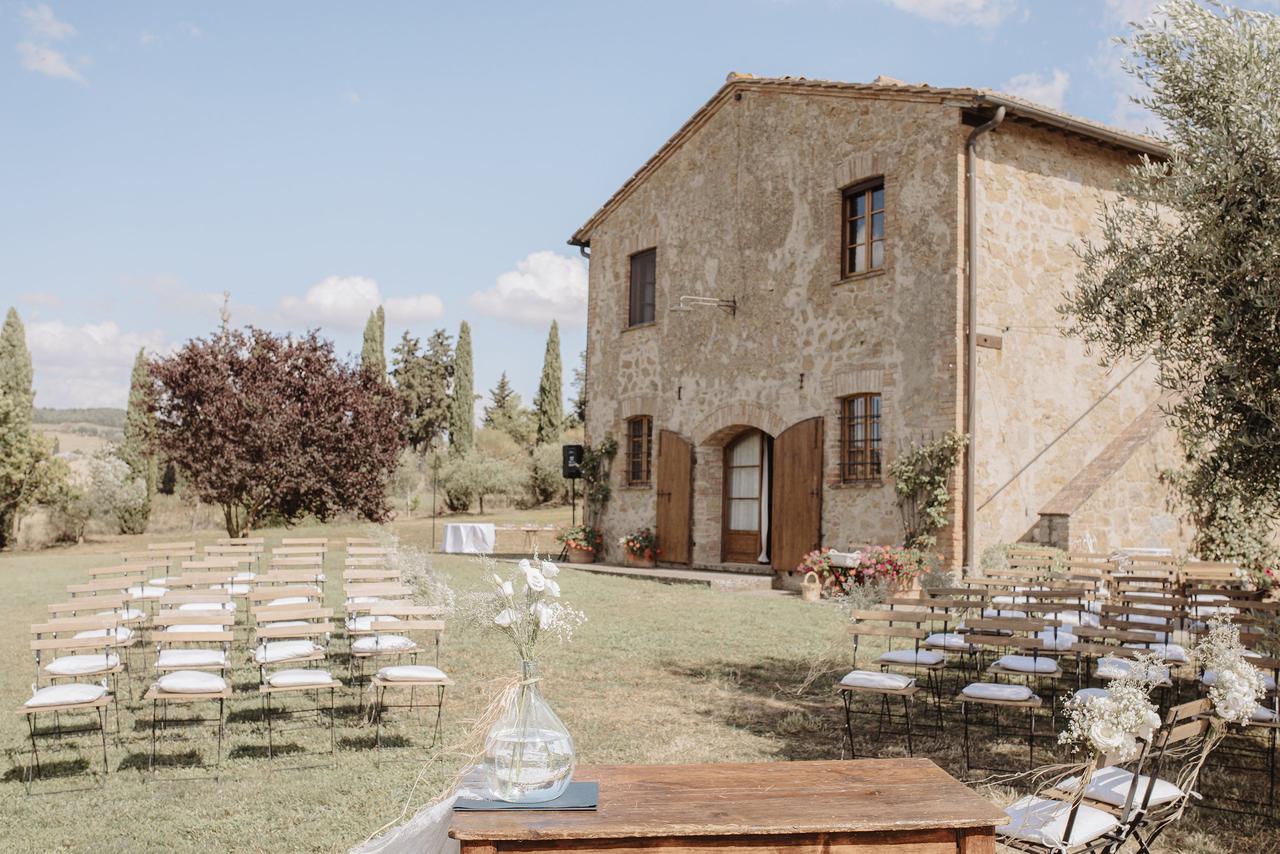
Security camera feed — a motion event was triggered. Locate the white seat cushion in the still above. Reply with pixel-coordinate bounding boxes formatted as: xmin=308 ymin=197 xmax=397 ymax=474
xmin=963 ymin=683 xmax=1034 ymax=702
xmin=376 ymin=664 xmax=449 ymax=683
xmin=165 ymin=623 xmax=223 ymax=634
xmin=157 ymin=648 xmax=226 ymax=668
xmin=254 ymin=640 xmax=318 ymax=664
xmin=995 ymin=654 xmax=1059 ymax=674
xmin=149 ymin=577 xmax=180 ymax=587
xmin=267 ymin=668 xmax=335 ymax=688
xmin=25 ymin=683 xmax=107 ymax=708
xmin=346 ymin=596 xmax=386 ymax=606
xmin=1124 ymin=642 xmax=1189 ymax=663
xmin=878 ymin=648 xmax=944 ymax=666
xmin=267 ymin=596 xmax=311 ymax=608
xmin=1124 ymin=613 xmax=1172 ymax=626
xmin=156 ymin=670 xmax=227 ymax=694
xmin=1203 ymin=669 xmax=1276 ymax=691
xmin=1037 ymin=629 xmax=1076 ymax=650
xmin=74 ymin=626 xmax=133 ymax=642
xmin=263 ymin=620 xmax=309 ymax=629
xmin=127 ymin=585 xmax=167 ymax=599
xmin=1074 ymin=687 xmax=1110 ymax=703
xmin=839 ymin=670 xmax=914 ymax=690
xmin=97 ymin=607 xmax=144 ymax=621
xmin=1046 ymin=611 xmax=1100 ymax=629
xmin=983 ymin=608 xmax=1027 ymax=619
xmin=45 ymin=653 xmax=119 ymax=676
xmin=925 ymin=632 xmax=973 ymax=650
xmin=347 ymin=615 xmax=402 ymax=632
xmin=178 ymin=601 xmax=236 ymax=612
xmin=1098 ymin=657 xmax=1170 ymax=682
xmin=233 ymin=571 xmax=256 ymax=582
xmin=1060 ymin=766 xmax=1184 ymax=808
xmin=214 ymin=583 xmax=251 ymax=595
xmin=1001 ymin=795 xmax=1120 ymax=848
xmin=351 ymin=635 xmax=417 ymax=653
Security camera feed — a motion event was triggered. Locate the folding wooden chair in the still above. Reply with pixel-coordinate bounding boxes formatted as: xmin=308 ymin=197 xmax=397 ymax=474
xmin=143 ymin=670 xmax=232 ymax=779
xmin=835 ymin=609 xmax=934 ymax=757
xmin=151 ymin=609 xmax=234 ymax=676
xmin=348 ymin=604 xmax=444 ymax=699
xmin=29 ymin=618 xmax=128 ymax=733
xmin=367 ymin=617 xmax=452 ymax=751
xmin=16 ymin=671 xmax=111 ymax=789
xmin=250 ymin=602 xmax=341 ymax=764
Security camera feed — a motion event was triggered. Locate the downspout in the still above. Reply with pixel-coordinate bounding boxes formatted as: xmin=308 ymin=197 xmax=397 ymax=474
xmin=964 ymin=106 xmax=1004 ymax=576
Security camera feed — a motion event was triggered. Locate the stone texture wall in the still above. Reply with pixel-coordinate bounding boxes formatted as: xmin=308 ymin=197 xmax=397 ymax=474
xmin=581 ymin=87 xmax=1188 ymax=571
xmin=582 ymin=88 xmax=966 ymax=567
xmin=971 ymin=120 xmax=1183 ymax=557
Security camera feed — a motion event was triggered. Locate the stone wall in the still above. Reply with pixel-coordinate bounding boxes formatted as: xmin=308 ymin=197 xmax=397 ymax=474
xmin=581 ymin=87 xmax=1188 ymax=570
xmin=583 ymin=88 xmax=966 ymax=567
xmin=970 ymin=120 xmax=1183 ymax=557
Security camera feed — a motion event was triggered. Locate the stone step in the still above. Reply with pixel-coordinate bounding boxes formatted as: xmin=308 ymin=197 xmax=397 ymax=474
xmin=569 ymin=562 xmax=775 ymax=592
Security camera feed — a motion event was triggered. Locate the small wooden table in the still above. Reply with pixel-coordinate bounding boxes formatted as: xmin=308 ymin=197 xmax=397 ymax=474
xmin=450 ymin=759 xmax=1008 ymax=853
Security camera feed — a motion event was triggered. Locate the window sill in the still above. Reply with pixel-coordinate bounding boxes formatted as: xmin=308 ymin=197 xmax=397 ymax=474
xmin=832 ymin=269 xmax=887 ymax=287
xmin=619 ymin=482 xmax=653 ymax=491
xmin=622 ymin=321 xmax=656 ymax=334
xmin=829 ymin=479 xmax=885 ymax=490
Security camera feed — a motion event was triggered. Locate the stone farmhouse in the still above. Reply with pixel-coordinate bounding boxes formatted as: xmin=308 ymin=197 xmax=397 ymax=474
xmin=569 ymin=73 xmax=1190 ymax=577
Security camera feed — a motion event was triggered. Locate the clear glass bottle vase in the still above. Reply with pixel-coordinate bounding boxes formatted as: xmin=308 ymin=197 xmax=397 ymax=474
xmin=482 ymin=660 xmax=575 ymax=803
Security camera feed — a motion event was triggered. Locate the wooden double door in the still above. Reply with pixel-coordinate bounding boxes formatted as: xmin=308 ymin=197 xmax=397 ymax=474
xmin=654 ymin=418 xmax=822 ymax=572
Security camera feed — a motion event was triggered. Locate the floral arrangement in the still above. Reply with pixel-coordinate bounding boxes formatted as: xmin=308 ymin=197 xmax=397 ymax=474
xmin=1059 ymin=655 xmax=1163 ymax=762
xmin=1193 ymin=618 xmax=1266 ymax=724
xmin=805 ymin=545 xmax=923 ymax=595
xmin=618 ymin=527 xmax=658 ymax=560
xmin=558 ymin=524 xmax=603 ymax=556
xmin=473 ymin=557 xmax=586 ymax=661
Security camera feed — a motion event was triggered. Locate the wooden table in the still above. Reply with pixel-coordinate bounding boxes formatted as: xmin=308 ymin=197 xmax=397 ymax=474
xmin=450 ymin=759 xmax=1008 ymax=853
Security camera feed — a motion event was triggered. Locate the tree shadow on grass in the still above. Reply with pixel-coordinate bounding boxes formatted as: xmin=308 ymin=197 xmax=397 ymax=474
xmin=228 ymin=743 xmax=304 ymax=759
xmin=667 ymin=656 xmax=961 ymax=765
xmin=338 ymin=733 xmax=413 ymax=750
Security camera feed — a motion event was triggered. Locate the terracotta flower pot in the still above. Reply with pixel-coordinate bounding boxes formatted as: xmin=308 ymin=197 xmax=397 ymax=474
xmin=567 ymin=547 xmax=596 ymax=564
xmin=624 ymin=552 xmax=656 ymax=569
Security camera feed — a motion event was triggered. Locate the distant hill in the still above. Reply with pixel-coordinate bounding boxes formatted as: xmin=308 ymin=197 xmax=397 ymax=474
xmin=33 ymin=407 xmax=127 ymax=429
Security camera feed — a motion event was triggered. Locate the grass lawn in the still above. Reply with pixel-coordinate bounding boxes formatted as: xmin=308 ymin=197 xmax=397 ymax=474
xmin=0 ymin=516 xmax=1271 ymax=852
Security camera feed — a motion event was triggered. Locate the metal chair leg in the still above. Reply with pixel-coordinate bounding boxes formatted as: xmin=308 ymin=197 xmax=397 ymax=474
xmin=962 ymin=701 xmax=971 ymax=772
xmin=842 ymin=693 xmax=855 ymax=759
xmin=98 ymin=706 xmax=108 ymax=775
xmin=903 ymin=695 xmax=914 ymax=757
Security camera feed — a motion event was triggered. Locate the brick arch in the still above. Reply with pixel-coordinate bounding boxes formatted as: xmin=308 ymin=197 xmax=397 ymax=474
xmin=693 ymin=402 xmax=788 ymax=447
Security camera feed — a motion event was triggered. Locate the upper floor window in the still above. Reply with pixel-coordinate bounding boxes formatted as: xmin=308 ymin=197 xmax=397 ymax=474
xmin=625 ymin=415 xmax=653 ymax=486
xmin=629 ymin=248 xmax=656 ymax=327
xmin=841 ymin=180 xmax=885 ymax=277
xmin=840 ymin=393 xmax=882 ymax=483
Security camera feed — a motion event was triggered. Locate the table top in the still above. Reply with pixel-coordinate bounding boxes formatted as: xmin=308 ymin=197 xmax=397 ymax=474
xmin=444 ymin=522 xmax=496 ymax=530
xmin=450 ymin=759 xmax=1008 ymax=842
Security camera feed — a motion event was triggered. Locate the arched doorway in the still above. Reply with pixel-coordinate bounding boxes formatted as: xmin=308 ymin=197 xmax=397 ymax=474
xmin=722 ymin=429 xmax=772 ymax=564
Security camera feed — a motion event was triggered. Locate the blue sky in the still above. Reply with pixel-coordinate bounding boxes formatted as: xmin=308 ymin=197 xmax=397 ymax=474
xmin=1 ymin=0 xmax=1171 ymax=409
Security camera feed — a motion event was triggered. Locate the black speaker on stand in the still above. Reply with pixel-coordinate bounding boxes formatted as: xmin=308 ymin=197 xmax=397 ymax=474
xmin=558 ymin=444 xmax=584 ymax=561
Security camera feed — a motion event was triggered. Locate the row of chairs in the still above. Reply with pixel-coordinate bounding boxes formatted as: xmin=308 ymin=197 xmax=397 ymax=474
xmin=18 ymin=536 xmax=452 ymax=785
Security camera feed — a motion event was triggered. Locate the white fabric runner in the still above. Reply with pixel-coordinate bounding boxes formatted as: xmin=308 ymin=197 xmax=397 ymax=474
xmin=351 ymin=768 xmax=492 ymax=853
xmin=441 ymin=523 xmax=496 ymax=554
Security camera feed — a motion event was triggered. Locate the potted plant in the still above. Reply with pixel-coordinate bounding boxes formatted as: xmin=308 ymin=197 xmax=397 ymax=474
xmin=558 ymin=525 xmax=602 ymax=564
xmin=619 ymin=527 xmax=659 ymax=568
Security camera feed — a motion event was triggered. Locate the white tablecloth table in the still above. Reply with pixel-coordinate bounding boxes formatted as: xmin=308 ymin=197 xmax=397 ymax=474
xmin=442 ymin=523 xmax=496 ymax=554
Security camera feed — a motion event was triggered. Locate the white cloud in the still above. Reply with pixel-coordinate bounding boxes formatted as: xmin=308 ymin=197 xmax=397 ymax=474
xmin=139 ymin=30 xmax=158 ymax=46
xmin=1103 ymin=0 xmax=1160 ymax=25
xmin=277 ymin=275 xmax=444 ymax=331
xmin=881 ymin=0 xmax=1016 ymax=27
xmin=1002 ymin=68 xmax=1070 ymax=110
xmin=27 ymin=320 xmax=169 ymax=408
xmin=470 ymin=251 xmax=588 ymax=329
xmin=17 ymin=291 xmax=64 ymax=309
xmin=16 ymin=40 xmax=83 ymax=82
xmin=20 ymin=4 xmax=75 ymax=41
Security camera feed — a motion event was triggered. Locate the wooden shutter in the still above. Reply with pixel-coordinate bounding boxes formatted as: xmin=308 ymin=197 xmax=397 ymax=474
xmin=771 ymin=417 xmax=824 ymax=572
xmin=655 ymin=430 xmax=694 ymax=566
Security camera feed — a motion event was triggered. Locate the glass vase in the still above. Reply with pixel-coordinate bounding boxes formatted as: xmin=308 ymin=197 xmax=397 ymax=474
xmin=482 ymin=660 xmax=575 ymax=803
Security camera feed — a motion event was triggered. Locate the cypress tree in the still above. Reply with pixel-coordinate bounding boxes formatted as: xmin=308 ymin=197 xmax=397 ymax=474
xmin=0 ymin=308 xmax=34 ymax=422
xmin=361 ymin=306 xmax=386 ymax=380
xmin=448 ymin=321 xmax=474 ymax=455
xmin=118 ymin=348 xmax=154 ymax=533
xmin=534 ymin=320 xmax=563 ymax=445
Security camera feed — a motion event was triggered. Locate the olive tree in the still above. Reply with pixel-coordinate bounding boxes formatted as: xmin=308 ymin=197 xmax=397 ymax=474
xmin=1063 ymin=1 xmax=1280 ymax=565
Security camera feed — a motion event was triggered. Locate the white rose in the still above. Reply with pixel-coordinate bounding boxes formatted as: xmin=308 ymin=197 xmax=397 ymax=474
xmin=543 ymin=578 xmax=561 ymax=598
xmin=1089 ymin=720 xmax=1127 ymax=754
xmin=494 ymin=608 xmax=517 ymax=627
xmin=531 ymin=602 xmax=552 ymax=630
xmin=501 ymin=581 xmax=514 ymax=597
xmin=540 ymin=560 xmax=559 ymax=578
xmin=518 ymin=559 xmax=533 ymax=574
xmin=524 ymin=564 xmax=546 ymax=592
